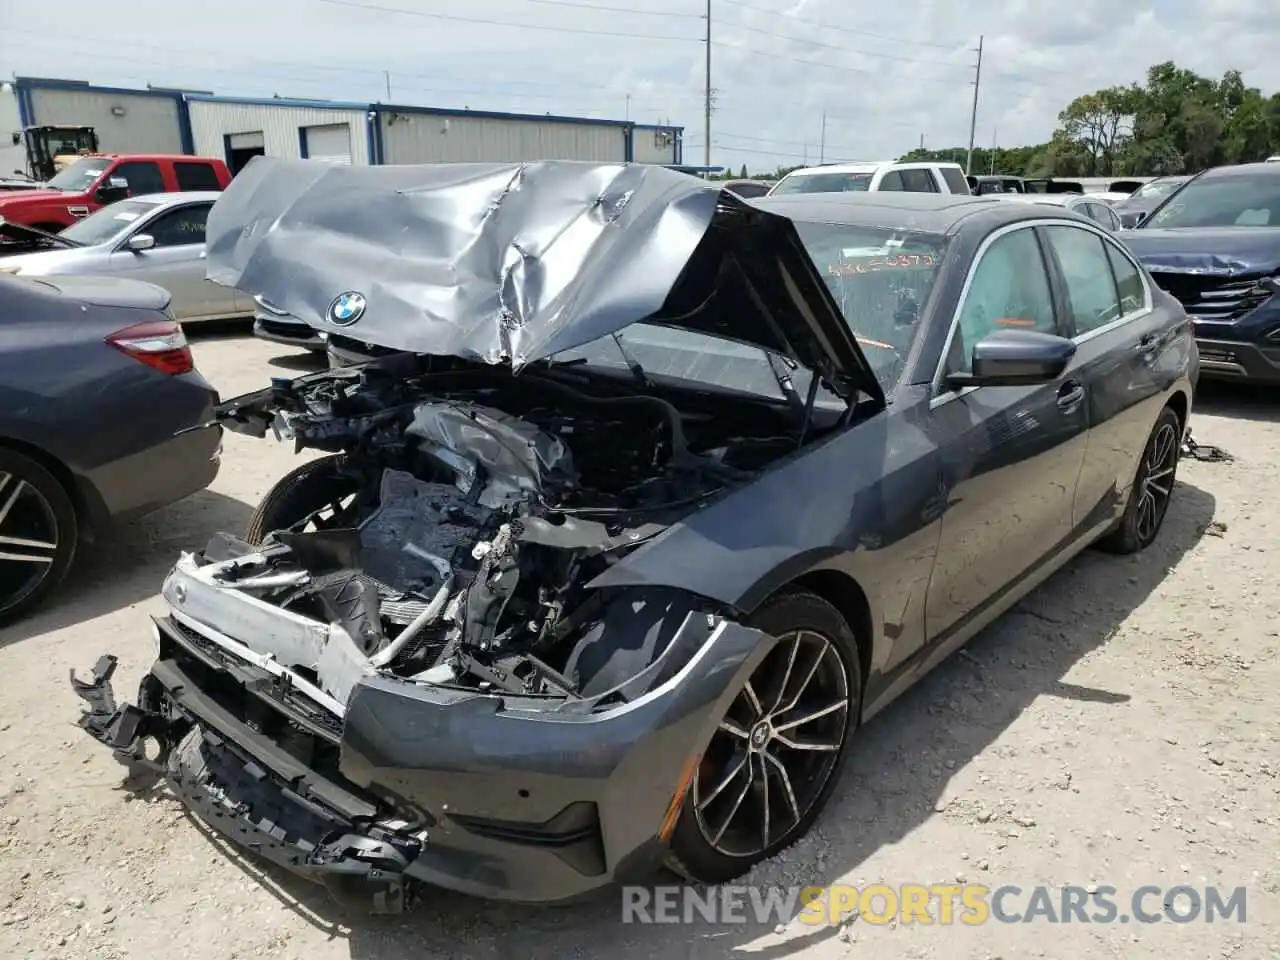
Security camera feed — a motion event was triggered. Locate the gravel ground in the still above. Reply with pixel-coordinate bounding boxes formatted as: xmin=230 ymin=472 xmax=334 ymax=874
xmin=1 ymin=329 xmax=1277 ymax=960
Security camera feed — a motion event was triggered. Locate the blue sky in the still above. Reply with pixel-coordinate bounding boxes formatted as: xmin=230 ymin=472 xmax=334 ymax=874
xmin=3 ymin=0 xmax=1277 ymax=173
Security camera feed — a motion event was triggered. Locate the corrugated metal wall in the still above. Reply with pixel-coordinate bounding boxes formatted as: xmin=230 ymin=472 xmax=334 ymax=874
xmin=632 ymin=127 xmax=680 ymax=165
xmin=27 ymin=88 xmax=184 ymax=154
xmin=188 ymin=101 xmax=369 ymax=165
xmin=381 ymin=113 xmax=626 ymax=164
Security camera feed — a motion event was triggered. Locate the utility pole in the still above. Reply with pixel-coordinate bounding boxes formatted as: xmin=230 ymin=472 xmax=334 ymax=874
xmin=819 ymin=112 xmax=826 ymax=164
xmin=965 ymin=34 xmax=983 ymax=175
xmin=920 ymin=132 xmax=925 ymax=152
xmin=703 ymin=0 xmax=712 ymax=168
xmin=989 ymin=126 xmax=998 ymax=174
xmin=625 ymin=93 xmax=631 ymax=120
xmin=384 ymin=71 xmax=392 ymax=101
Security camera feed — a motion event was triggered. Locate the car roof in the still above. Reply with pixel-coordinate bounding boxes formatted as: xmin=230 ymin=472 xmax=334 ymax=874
xmin=750 ymin=191 xmax=1071 ymax=234
xmin=122 ymin=190 xmax=225 ymax=206
xmin=781 ymin=159 xmax=962 ymax=177
xmin=1199 ymin=162 xmax=1280 ymax=180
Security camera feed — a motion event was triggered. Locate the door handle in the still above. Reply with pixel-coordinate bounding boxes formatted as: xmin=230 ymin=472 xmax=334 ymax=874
xmin=1056 ymin=380 xmax=1085 ymax=410
xmin=1135 ymin=333 xmax=1158 ymax=356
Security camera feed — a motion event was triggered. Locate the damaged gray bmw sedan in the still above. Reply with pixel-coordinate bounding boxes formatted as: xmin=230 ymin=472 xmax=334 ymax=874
xmin=72 ymin=159 xmax=1196 ymax=914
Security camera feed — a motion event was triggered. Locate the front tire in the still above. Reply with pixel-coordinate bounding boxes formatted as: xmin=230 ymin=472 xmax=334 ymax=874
xmin=666 ymin=589 xmax=862 ymax=883
xmin=0 ymin=449 xmax=78 ymax=625
xmin=1096 ymin=404 xmax=1181 ymax=554
xmin=244 ymin=454 xmax=362 ymax=545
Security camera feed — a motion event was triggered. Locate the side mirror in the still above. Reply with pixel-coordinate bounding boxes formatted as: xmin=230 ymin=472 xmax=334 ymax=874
xmin=95 ymin=177 xmax=129 ymax=204
xmin=946 ymin=329 xmax=1076 ymax=389
xmin=126 ymin=233 xmax=155 ymax=252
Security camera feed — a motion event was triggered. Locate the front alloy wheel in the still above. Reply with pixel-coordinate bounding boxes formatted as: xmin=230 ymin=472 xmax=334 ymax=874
xmin=666 ymin=589 xmax=861 ymax=883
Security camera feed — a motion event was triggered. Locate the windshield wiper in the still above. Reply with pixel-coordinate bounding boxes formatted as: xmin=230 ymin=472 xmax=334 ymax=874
xmin=611 ymin=334 xmax=653 ymax=388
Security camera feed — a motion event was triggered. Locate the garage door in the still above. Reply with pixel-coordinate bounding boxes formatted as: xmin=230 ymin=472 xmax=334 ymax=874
xmin=229 ymin=131 xmax=265 ymax=150
xmin=302 ymin=123 xmax=352 ymax=164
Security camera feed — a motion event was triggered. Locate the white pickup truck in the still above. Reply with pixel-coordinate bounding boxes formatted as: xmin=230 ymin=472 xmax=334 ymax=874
xmin=767 ymin=160 xmax=972 ymax=196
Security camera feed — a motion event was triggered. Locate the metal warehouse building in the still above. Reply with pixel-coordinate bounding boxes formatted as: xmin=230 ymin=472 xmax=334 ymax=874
xmin=8 ymin=77 xmax=683 ymax=172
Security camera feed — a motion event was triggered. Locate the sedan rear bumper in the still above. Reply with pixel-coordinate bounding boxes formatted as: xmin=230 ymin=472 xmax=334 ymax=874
xmin=71 ymin=606 xmax=771 ymax=908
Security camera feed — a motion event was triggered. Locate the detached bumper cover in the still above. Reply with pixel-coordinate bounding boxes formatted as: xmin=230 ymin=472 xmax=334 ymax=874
xmin=71 ymin=608 xmax=771 ymax=905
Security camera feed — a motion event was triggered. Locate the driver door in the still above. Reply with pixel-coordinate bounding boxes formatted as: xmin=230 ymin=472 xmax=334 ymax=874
xmin=106 ymin=202 xmax=231 ymax=321
xmin=920 ymin=224 xmax=1090 ymax=654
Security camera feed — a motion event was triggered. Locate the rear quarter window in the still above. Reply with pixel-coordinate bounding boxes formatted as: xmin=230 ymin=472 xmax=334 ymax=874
xmin=939 ymin=167 xmax=972 ymax=194
xmin=174 ymin=162 xmax=222 ymax=191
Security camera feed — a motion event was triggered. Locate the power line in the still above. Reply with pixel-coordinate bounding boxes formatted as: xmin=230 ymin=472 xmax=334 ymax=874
xmin=717 ymin=0 xmax=962 ymax=49
xmin=310 ymin=0 xmax=701 ymax=40
xmin=723 ymin=20 xmax=971 ymax=69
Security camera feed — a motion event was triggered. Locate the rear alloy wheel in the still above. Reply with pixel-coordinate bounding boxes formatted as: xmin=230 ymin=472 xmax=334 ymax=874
xmin=1097 ymin=405 xmax=1181 ymax=554
xmin=0 ymin=450 xmax=78 ymax=625
xmin=666 ymin=590 xmax=861 ymax=883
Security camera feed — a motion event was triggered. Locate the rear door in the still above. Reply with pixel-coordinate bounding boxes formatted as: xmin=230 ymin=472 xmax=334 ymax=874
xmin=1038 ymin=222 xmax=1172 ymax=536
xmin=922 ymin=223 xmax=1090 ymax=650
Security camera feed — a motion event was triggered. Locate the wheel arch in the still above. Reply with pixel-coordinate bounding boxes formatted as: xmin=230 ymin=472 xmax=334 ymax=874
xmin=0 ymin=435 xmax=107 ymax=540
xmin=1166 ymin=389 xmax=1189 ymax=431
xmin=776 ymin=568 xmax=874 ymax=699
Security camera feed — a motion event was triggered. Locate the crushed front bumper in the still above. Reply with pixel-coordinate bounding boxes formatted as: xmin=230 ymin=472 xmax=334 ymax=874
xmin=71 ymin=606 xmax=771 ymax=908
xmin=71 ymin=652 xmax=416 ymax=913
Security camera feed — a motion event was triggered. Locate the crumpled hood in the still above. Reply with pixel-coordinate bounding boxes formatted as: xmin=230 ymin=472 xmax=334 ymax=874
xmin=0 ymin=219 xmax=80 ymax=251
xmin=203 ymin=157 xmax=880 ymax=401
xmin=1123 ymin=227 xmax=1280 ymax=277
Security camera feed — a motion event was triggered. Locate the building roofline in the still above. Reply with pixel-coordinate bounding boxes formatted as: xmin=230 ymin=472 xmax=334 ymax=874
xmin=15 ymin=76 xmax=190 ymax=100
xmin=376 ymin=102 xmax=639 ymax=128
xmin=184 ymin=93 xmax=372 ymax=110
xmin=15 ymin=76 xmax=685 ymax=138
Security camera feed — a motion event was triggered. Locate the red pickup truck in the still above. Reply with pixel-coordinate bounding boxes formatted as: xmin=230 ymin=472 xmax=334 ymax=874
xmin=0 ymin=154 xmax=232 ymax=233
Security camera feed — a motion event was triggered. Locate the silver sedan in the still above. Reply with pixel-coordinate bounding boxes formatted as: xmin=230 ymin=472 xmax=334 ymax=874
xmin=0 ymin=191 xmax=252 ymax=323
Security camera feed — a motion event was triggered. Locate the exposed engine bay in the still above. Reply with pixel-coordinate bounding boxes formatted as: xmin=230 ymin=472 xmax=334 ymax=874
xmin=190 ymin=357 xmax=825 ymax=710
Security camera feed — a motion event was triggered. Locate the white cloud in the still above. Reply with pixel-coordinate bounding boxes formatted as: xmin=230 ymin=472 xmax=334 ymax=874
xmin=3 ymin=0 xmax=1278 ymax=174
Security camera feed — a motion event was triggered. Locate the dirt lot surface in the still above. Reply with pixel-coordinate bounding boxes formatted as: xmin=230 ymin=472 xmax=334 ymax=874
xmin=1 ymin=329 xmax=1277 ymax=960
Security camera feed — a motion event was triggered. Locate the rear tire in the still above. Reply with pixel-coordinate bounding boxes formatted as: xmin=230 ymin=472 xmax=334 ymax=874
xmin=244 ymin=454 xmax=361 ymax=544
xmin=1096 ymin=404 xmax=1181 ymax=554
xmin=0 ymin=448 xmax=78 ymax=625
xmin=665 ymin=589 xmax=862 ymax=884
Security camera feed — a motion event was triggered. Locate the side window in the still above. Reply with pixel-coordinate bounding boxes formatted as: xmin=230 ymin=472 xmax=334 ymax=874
xmin=878 ymin=171 xmax=906 ymax=191
xmin=901 ymin=169 xmax=940 ymax=193
xmin=110 ymin=161 xmax=165 ymax=196
xmin=174 ymin=162 xmax=221 ymax=191
xmin=1043 ymin=225 xmax=1122 ymax=336
xmin=138 ymin=204 xmax=210 ymax=248
xmin=941 ymin=167 xmax=972 ymax=194
xmin=949 ymin=228 xmax=1057 ymax=374
xmin=1104 ymin=242 xmax=1146 ymax=315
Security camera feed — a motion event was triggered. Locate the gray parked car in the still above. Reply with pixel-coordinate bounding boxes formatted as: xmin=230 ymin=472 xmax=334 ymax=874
xmin=0 ymin=192 xmax=253 ymax=323
xmin=0 ymin=273 xmax=222 ymax=623
xmin=995 ymin=192 xmax=1123 ymax=231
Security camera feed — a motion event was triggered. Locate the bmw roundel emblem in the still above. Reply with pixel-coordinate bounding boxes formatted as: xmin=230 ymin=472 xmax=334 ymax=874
xmin=328 ymin=291 xmax=366 ymax=326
